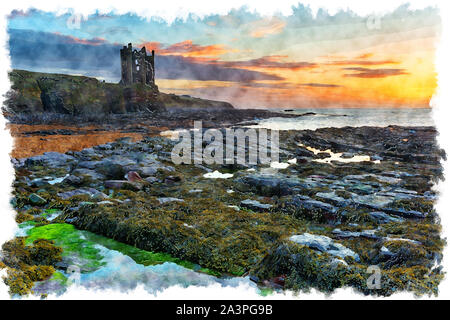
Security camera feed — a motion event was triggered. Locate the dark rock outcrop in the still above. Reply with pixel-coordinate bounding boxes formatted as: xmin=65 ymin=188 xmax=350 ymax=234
xmin=4 ymin=69 xmax=236 ymax=116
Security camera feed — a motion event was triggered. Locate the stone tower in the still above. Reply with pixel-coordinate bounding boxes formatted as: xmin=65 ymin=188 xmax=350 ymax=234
xmin=120 ymin=43 xmax=155 ymax=86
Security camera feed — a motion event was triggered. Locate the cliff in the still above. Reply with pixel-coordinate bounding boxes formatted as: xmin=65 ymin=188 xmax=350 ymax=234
xmin=3 ymin=69 xmax=234 ymax=116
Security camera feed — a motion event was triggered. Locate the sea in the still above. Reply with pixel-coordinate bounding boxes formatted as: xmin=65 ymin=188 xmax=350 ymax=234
xmin=248 ymin=108 xmax=435 ymax=131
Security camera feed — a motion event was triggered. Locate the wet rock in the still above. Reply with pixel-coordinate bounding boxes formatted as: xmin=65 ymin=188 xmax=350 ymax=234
xmin=164 ymin=175 xmax=182 ymax=184
xmin=315 ymin=192 xmax=350 ymax=207
xmin=295 ymin=157 xmax=310 ymax=164
xmin=144 ymin=177 xmax=159 ymax=184
xmin=96 ymin=163 xmax=128 ymax=180
xmin=106 ymin=156 xmax=136 ymax=167
xmin=105 ymin=180 xmax=142 ymax=191
xmin=77 ymin=160 xmax=101 ymax=170
xmin=371 ymin=155 xmax=384 ymax=161
xmin=341 ymin=152 xmax=354 ymax=159
xmin=29 ymin=193 xmax=46 ymax=205
xmin=57 ymin=188 xmax=107 ymax=200
xmin=95 ymin=143 xmax=113 ymax=151
xmin=195 ymin=164 xmax=213 ymax=172
xmin=138 ymin=166 xmax=158 ymax=177
xmin=97 ymin=200 xmax=115 ymax=205
xmin=157 ymin=197 xmax=184 ymax=204
xmin=332 ymin=228 xmax=379 ymax=240
xmin=383 ymin=237 xmax=421 ymax=245
xmin=295 ymin=147 xmax=315 ymax=157
xmin=331 ymin=228 xmax=361 ymax=239
xmin=25 ymin=152 xmax=76 ymax=168
xmin=348 ymin=184 xmax=374 ymax=195
xmin=63 ymin=175 xmax=82 ymax=186
xmin=80 ymin=147 xmax=98 ymax=156
xmin=116 ymin=137 xmax=134 ymax=144
xmin=380 ymin=246 xmax=395 ymax=258
xmin=290 ymin=196 xmax=337 ymax=214
xmin=29 ymin=177 xmax=51 ymax=188
xmin=331 ymin=258 xmax=348 ymax=266
xmin=369 ymin=211 xmax=404 ymax=224
xmin=382 ymin=207 xmax=426 ymax=219
xmin=240 ymin=199 xmax=273 ymax=212
xmin=236 ymin=174 xmax=305 ymax=196
xmin=289 ymin=233 xmax=360 ymax=261
xmin=313 ymin=152 xmax=329 ymax=159
xmin=125 ymin=171 xmax=144 ymax=182
xmin=72 ymin=168 xmax=106 ymax=181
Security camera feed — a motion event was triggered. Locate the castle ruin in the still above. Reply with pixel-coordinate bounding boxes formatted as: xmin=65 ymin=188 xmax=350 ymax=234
xmin=120 ymin=43 xmax=155 ymax=86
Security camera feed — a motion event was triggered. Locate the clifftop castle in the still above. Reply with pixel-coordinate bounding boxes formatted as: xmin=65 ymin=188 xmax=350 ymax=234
xmin=120 ymin=43 xmax=155 ymax=86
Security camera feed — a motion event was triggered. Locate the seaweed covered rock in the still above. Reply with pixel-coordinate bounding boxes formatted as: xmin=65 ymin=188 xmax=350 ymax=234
xmin=235 ymin=173 xmax=305 ymax=196
xmin=251 ymin=242 xmax=352 ymax=292
xmin=1 ymin=237 xmax=62 ymax=296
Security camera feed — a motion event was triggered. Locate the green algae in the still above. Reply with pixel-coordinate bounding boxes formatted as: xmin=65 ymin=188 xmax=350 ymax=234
xmin=50 ymin=271 xmax=68 ymax=286
xmin=25 ymin=223 xmax=105 ymax=271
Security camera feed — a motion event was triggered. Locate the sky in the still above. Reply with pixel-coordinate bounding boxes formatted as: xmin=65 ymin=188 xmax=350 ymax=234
xmin=7 ymin=3 xmax=441 ymax=108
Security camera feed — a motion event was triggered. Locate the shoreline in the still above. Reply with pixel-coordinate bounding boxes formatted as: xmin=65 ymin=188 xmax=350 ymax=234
xmin=2 ymin=124 xmax=445 ymax=297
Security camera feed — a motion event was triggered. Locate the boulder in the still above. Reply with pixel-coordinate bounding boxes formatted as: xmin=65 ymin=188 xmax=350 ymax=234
xmin=289 ymin=233 xmax=360 ymax=261
xmin=295 ymin=147 xmax=315 ymax=158
xmin=157 ymin=197 xmax=184 ymax=204
xmin=369 ymin=211 xmax=404 ymax=224
xmin=57 ymin=188 xmax=107 ymax=200
xmin=62 ymin=175 xmax=83 ymax=186
xmin=144 ymin=177 xmax=159 ymax=184
xmin=25 ymin=152 xmax=76 ymax=168
xmin=77 ymin=161 xmax=101 ymax=170
xmin=29 ymin=193 xmax=47 ymax=205
xmin=240 ymin=199 xmax=273 ymax=212
xmin=96 ymin=162 xmax=128 ymax=180
xmin=341 ymin=152 xmax=354 ymax=159
xmin=332 ymin=228 xmax=379 ymax=240
xmin=290 ymin=196 xmax=337 ymax=214
xmin=104 ymin=180 xmax=142 ymax=191
xmin=236 ymin=174 xmax=305 ymax=196
xmin=137 ymin=166 xmax=158 ymax=177
xmin=125 ymin=171 xmax=144 ymax=182
xmin=72 ymin=168 xmax=106 ymax=182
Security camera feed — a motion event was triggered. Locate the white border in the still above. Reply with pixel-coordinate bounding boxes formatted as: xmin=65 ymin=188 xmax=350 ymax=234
xmin=0 ymin=0 xmax=449 ymax=300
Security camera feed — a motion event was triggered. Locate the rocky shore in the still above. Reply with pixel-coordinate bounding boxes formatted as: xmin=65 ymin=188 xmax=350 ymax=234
xmin=1 ymin=124 xmax=445 ymax=296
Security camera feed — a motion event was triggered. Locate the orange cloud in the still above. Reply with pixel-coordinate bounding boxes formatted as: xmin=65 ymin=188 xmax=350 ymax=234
xmin=328 ymin=59 xmax=399 ymax=66
xmin=139 ymin=40 xmax=232 ymax=58
xmin=320 ymin=52 xmax=399 ymax=66
xmin=343 ymin=67 xmax=409 ymax=78
xmin=356 ymin=53 xmax=374 ymax=59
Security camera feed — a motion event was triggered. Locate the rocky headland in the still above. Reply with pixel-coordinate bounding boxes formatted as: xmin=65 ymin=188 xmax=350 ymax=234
xmin=4 ymin=69 xmax=303 ymax=127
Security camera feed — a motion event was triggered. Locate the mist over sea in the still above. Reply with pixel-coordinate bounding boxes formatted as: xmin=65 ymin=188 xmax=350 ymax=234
xmin=248 ymin=108 xmax=435 ymax=131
